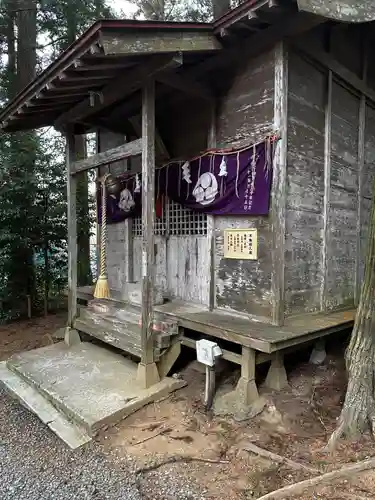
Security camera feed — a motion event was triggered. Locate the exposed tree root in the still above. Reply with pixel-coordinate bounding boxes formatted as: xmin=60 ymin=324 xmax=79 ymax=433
xmin=256 ymin=457 xmax=375 ymax=500
xmin=243 ymin=442 xmax=319 ymax=474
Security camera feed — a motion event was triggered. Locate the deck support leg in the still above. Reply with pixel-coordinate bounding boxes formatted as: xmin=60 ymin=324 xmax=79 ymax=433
xmin=264 ymin=351 xmax=288 ymax=391
xmin=236 ymin=346 xmax=259 ymax=405
xmin=157 ymin=342 xmax=181 ymax=379
xmin=309 ymin=339 xmax=327 ymax=365
xmin=214 ymin=345 xmax=264 ymax=419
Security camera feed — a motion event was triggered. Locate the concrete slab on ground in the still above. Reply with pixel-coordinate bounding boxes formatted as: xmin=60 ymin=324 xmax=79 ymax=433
xmin=0 ymin=361 xmax=91 ymax=449
xmin=6 ymin=342 xmax=185 ymax=437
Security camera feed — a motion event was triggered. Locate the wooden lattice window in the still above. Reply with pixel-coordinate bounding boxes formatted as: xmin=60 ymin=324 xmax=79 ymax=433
xmin=132 ymin=198 xmax=207 ymax=236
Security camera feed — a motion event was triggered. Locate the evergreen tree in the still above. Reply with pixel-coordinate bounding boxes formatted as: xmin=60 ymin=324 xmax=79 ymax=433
xmin=0 ymin=0 xmax=114 ymax=319
xmin=126 ymin=0 xmax=214 ymax=22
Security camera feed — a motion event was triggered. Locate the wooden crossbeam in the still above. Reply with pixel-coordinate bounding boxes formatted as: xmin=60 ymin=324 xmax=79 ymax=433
xmin=55 ymin=54 xmax=178 ymax=128
xmin=71 ymin=138 xmax=142 ymax=174
xmin=101 ymin=31 xmax=221 ymax=56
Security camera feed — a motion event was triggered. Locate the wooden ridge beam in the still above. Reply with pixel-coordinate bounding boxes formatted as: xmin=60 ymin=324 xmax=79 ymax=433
xmin=71 ymin=138 xmax=142 ymax=174
xmin=293 ymin=42 xmax=375 ymax=105
xmin=55 ymin=54 xmax=179 ymax=128
xmin=101 ymin=30 xmax=221 ymax=56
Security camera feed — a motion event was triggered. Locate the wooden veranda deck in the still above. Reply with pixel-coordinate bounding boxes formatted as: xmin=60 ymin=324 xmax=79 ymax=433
xmin=75 ymin=286 xmax=355 ymax=408
xmin=76 ymin=286 xmax=355 ymax=354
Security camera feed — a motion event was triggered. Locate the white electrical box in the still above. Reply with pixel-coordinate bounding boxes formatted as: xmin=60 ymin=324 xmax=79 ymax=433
xmin=196 ymin=339 xmax=222 ymax=367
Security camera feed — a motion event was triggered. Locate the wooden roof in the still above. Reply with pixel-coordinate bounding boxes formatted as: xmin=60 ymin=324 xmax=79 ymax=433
xmin=0 ymin=20 xmax=221 ymax=132
xmin=0 ymin=0 xmax=325 ymax=133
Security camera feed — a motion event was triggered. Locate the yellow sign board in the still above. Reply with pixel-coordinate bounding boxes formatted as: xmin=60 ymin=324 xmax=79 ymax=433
xmin=223 ymin=228 xmax=258 ymax=260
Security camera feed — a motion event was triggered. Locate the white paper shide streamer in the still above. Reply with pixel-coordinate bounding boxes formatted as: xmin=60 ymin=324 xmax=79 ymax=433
xmin=218 ymin=156 xmax=228 ymax=177
xmin=134 ymin=173 xmax=141 ymax=193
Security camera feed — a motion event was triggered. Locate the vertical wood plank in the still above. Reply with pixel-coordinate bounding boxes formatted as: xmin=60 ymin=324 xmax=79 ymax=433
xmin=271 ymin=41 xmax=288 ymax=326
xmin=66 ymin=130 xmax=77 ymax=327
xmin=207 ymin=102 xmax=216 ymax=311
xmin=356 ymin=36 xmax=368 ymax=304
xmin=125 ymin=219 xmax=134 ymax=282
xmin=95 ymin=129 xmax=101 ymax=282
xmin=141 ymin=80 xmax=156 ymax=365
xmin=124 ymin=140 xmax=134 ymax=284
xmin=321 ymin=69 xmax=332 ymax=312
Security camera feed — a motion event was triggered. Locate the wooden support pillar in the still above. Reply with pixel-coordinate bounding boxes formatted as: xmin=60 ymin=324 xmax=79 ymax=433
xmin=65 ymin=130 xmax=81 ymax=346
xmin=356 ymin=36 xmax=368 ymax=305
xmin=321 ymin=69 xmax=332 ymax=312
xmin=138 ymin=80 xmax=160 ymax=388
xmin=207 ymin=102 xmax=216 ymax=310
xmin=271 ymin=41 xmax=288 ymax=326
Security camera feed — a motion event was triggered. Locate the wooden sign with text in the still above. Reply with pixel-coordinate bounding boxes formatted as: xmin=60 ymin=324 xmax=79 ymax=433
xmin=223 ymin=228 xmax=258 ymax=260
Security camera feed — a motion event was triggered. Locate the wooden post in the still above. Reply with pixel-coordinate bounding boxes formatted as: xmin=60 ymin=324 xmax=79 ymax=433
xmin=138 ymin=79 xmax=160 ymax=388
xmin=356 ymin=36 xmax=368 ymax=305
xmin=271 ymin=41 xmax=288 ymax=326
xmin=321 ymin=69 xmax=332 ymax=312
xmin=207 ymin=102 xmax=216 ymax=310
xmin=65 ymin=129 xmax=81 ymax=346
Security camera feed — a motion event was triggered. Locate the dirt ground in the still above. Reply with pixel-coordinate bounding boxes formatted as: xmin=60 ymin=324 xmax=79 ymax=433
xmin=1 ymin=315 xmax=375 ymax=500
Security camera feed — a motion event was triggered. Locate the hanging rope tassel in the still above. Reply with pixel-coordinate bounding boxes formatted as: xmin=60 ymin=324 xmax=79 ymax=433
xmin=94 ymin=174 xmax=111 ymax=299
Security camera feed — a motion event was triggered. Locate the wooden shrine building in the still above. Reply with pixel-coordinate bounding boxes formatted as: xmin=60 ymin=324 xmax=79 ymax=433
xmin=1 ymin=0 xmax=374 ymax=408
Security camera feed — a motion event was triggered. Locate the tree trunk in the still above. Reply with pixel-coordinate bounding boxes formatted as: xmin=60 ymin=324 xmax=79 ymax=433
xmin=7 ymin=0 xmax=38 ymax=316
xmin=17 ymin=0 xmax=37 ymax=91
xmin=212 ymin=0 xmax=230 ymax=19
xmin=328 ymin=183 xmax=375 ymax=449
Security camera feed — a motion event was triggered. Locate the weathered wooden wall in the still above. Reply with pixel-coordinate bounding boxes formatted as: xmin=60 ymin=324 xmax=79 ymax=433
xmin=214 ymin=50 xmax=275 ymax=320
xmin=285 ymin=49 xmax=326 ymax=315
xmin=132 ymin=235 xmax=210 ymax=305
xmin=284 ymin=23 xmax=374 ymax=317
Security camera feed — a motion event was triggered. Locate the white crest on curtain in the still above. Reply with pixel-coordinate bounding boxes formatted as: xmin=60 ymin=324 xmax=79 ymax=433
xmin=193 ymin=172 xmax=218 ymax=205
xmin=118 ymin=188 xmax=135 ymax=212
